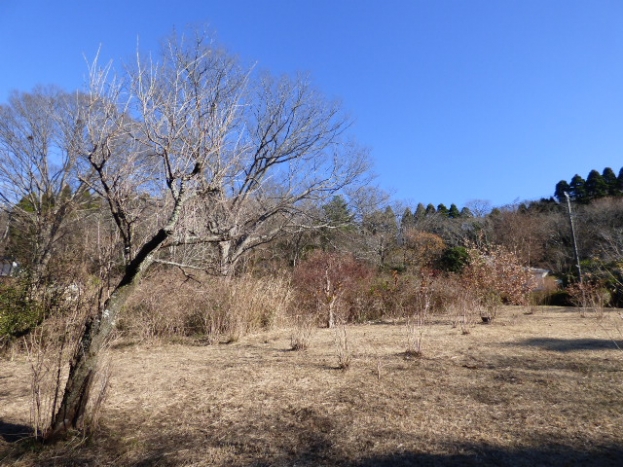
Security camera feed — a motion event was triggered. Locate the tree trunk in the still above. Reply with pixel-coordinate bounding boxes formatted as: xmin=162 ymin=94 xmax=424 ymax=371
xmin=327 ymin=295 xmax=337 ymax=328
xmin=47 ymin=282 xmax=134 ymax=436
xmin=218 ymin=240 xmax=242 ymax=277
xmin=46 ymin=227 xmax=170 ymax=439
xmin=217 ymin=241 xmax=231 ymax=276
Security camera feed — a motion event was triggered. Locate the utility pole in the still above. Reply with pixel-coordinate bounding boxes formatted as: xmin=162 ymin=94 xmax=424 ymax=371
xmin=564 ymin=192 xmax=583 ymax=283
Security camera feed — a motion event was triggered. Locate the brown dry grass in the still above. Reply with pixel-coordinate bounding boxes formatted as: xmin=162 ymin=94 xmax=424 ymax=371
xmin=2 ymin=306 xmax=623 ymax=466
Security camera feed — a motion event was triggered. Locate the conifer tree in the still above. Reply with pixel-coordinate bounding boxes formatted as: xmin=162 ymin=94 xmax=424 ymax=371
xmin=602 ymin=167 xmax=618 ymax=196
xmin=460 ymin=206 xmax=474 ymax=218
xmin=448 ymin=203 xmax=461 ymax=219
xmin=585 ymin=169 xmax=608 ymax=200
xmin=322 ymin=195 xmax=354 ymax=226
xmin=320 ymin=195 xmax=354 ymax=250
xmin=437 ymin=203 xmax=449 ymax=217
xmin=569 ymin=174 xmax=587 ymax=203
xmin=414 ymin=203 xmax=427 ymax=221
xmin=401 ymin=207 xmax=415 ymax=229
xmin=554 ymin=180 xmax=571 ymax=202
xmin=425 ymin=203 xmax=436 ymax=215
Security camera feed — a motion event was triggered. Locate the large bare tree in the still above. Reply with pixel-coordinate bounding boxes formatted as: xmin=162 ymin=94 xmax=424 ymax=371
xmin=169 ymin=72 xmax=370 ymax=275
xmin=47 ymin=31 xmax=370 ymax=436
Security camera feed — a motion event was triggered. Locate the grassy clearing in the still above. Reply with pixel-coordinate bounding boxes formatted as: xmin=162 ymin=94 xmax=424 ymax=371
xmin=1 ymin=306 xmax=623 ymax=466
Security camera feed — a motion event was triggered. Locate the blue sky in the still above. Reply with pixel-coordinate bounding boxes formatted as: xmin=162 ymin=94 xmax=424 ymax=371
xmin=1 ymin=0 xmax=622 ymax=209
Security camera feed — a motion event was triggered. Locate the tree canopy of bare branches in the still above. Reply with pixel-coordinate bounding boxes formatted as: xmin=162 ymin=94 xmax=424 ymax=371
xmin=34 ymin=30 xmax=371 ymax=436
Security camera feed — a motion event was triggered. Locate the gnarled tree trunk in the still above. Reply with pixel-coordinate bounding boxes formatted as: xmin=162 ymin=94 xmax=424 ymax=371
xmin=47 ymin=226 xmax=173 ymax=438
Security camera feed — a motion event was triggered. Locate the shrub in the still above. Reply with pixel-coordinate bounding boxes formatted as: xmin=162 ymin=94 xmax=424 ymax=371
xmin=0 ymin=280 xmax=44 ymax=346
xmin=437 ymin=246 xmax=470 ymax=274
xmin=122 ymin=270 xmax=292 ymax=342
xmin=459 ymin=245 xmax=538 ymax=319
xmin=566 ymin=280 xmax=610 ymax=316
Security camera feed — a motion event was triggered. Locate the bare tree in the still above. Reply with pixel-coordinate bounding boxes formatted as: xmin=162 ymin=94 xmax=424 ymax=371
xmin=48 ymin=33 xmax=243 ymax=436
xmin=172 ymin=72 xmax=370 ymax=275
xmin=465 ymin=199 xmax=492 ymax=218
xmin=48 ymin=30 xmax=370 ymax=436
xmin=0 ymin=87 xmax=91 ymax=290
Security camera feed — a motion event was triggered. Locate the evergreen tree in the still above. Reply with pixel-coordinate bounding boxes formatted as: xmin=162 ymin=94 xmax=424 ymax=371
xmin=437 ymin=246 xmax=470 ymax=273
xmin=617 ymin=167 xmax=623 ymax=194
xmin=364 ymin=206 xmax=398 ymax=235
xmin=322 ymin=195 xmax=353 ymax=226
xmin=585 ymin=169 xmax=608 ymax=200
xmin=602 ymin=167 xmax=619 ymax=196
xmin=527 ymin=198 xmax=560 ymax=213
xmin=554 ymin=180 xmax=571 ymax=202
xmin=414 ymin=203 xmax=427 ymax=221
xmin=383 ymin=206 xmax=398 ymax=230
xmin=569 ymin=174 xmax=587 ymax=203
xmin=460 ymin=207 xmax=474 ymax=218
xmin=320 ymin=195 xmax=354 ymax=250
xmin=437 ymin=203 xmax=449 ymax=217
xmin=425 ymin=203 xmax=436 ymax=215
xmin=448 ymin=203 xmax=461 ymax=218
xmin=401 ymin=207 xmax=415 ymax=230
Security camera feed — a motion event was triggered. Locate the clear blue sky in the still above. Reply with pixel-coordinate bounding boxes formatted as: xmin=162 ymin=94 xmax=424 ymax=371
xmin=1 ymin=0 xmax=622 ymax=209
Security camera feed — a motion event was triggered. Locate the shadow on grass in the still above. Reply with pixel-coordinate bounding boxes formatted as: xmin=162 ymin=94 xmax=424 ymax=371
xmin=6 ymin=418 xmax=622 ymax=467
xmin=510 ymin=337 xmax=622 ymax=352
xmin=0 ymin=419 xmax=33 ymax=443
xmin=3 ymin=404 xmax=623 ymax=467
xmin=350 ymin=442 xmax=623 ymax=467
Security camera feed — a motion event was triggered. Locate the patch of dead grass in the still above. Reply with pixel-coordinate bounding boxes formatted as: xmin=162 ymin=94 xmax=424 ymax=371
xmin=2 ymin=306 xmax=623 ymax=466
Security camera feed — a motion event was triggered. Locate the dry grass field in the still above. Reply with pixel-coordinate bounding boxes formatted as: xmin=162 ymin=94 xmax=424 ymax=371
xmin=1 ymin=306 xmax=623 ymax=466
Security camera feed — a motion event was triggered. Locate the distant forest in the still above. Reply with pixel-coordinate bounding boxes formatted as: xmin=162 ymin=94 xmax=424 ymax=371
xmin=554 ymin=167 xmax=623 ymax=203
xmin=409 ymin=166 xmax=623 ymax=220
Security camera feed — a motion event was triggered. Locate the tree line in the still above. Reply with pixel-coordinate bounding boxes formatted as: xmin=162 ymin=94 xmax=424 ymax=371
xmin=555 ymin=167 xmax=623 ymax=203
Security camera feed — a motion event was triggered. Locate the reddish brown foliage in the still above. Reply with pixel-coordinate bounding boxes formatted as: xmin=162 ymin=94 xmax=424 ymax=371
xmin=292 ymin=251 xmax=374 ymax=326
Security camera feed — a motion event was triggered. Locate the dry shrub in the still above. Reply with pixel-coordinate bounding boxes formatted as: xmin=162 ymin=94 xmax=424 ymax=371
xmin=447 ymin=290 xmax=481 ymax=334
xmin=289 ymin=313 xmax=315 ymax=350
xmin=402 ymin=229 xmax=446 ymax=270
xmin=530 ymin=275 xmax=561 ymax=306
xmin=333 ymin=324 xmax=351 ymax=369
xmin=566 ymin=280 xmax=610 ymax=317
xmin=21 ymin=283 xmax=102 ymax=438
xmin=403 ymin=312 xmax=425 ymax=356
xmin=365 ymin=271 xmax=461 ymax=322
xmin=123 ymin=270 xmax=292 ymax=343
xmin=397 ymin=272 xmax=457 ymax=355
xmin=460 ymin=245 xmax=537 ymax=320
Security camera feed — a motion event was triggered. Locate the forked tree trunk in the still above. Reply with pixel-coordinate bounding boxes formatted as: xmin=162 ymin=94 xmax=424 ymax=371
xmin=46 ymin=227 xmax=170 ymax=439
xmin=47 ymin=283 xmax=134 ymax=435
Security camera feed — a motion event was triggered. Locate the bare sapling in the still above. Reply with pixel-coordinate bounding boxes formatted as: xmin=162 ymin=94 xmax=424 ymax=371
xmin=293 ymin=251 xmax=372 ymax=328
xmin=24 ymin=327 xmax=48 ymax=440
xmin=403 ymin=274 xmax=432 ymax=356
xmin=22 ymin=286 xmax=94 ymax=439
xmin=566 ymin=280 xmax=608 ymax=318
